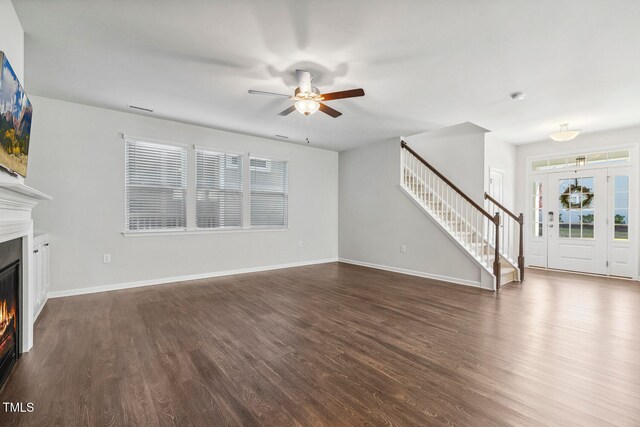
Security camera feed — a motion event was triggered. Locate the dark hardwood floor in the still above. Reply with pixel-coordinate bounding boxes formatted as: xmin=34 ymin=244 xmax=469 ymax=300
xmin=1 ymin=263 xmax=639 ymax=426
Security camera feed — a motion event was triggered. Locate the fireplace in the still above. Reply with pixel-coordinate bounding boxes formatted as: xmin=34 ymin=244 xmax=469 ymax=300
xmin=0 ymin=238 xmax=21 ymax=388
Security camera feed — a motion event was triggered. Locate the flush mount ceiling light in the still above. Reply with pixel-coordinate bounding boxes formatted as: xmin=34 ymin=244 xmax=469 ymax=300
xmin=550 ymin=123 xmax=581 ymax=141
xmin=510 ymin=92 xmax=526 ymax=101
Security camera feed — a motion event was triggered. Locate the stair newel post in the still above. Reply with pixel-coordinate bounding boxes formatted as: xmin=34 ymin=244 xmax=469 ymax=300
xmin=518 ymin=213 xmax=525 ymax=282
xmin=493 ymin=212 xmax=501 ymax=291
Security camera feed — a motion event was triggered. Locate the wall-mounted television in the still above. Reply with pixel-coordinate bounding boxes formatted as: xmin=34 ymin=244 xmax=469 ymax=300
xmin=0 ymin=51 xmax=32 ymax=177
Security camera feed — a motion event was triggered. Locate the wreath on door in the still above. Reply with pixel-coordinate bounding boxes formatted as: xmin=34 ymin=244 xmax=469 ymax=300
xmin=559 ymin=184 xmax=594 ymax=209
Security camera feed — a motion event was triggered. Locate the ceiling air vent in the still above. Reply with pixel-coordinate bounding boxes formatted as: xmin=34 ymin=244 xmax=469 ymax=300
xmin=128 ymin=105 xmax=154 ymax=113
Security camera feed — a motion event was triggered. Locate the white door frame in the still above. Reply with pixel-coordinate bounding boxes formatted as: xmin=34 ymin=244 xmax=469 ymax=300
xmin=525 ymin=144 xmax=639 ymax=279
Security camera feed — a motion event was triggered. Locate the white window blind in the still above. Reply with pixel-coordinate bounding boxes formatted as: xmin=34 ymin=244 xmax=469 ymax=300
xmin=196 ymin=149 xmax=243 ymax=229
xmin=125 ymin=139 xmax=187 ymax=231
xmin=250 ymin=156 xmax=288 ymax=228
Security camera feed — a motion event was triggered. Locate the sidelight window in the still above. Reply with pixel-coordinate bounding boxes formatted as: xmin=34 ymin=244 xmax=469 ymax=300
xmin=613 ymin=175 xmax=629 ymax=240
xmin=532 ymin=181 xmax=544 ymax=237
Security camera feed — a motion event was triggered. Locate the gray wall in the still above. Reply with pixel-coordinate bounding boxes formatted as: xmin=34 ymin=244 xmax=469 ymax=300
xmin=406 ymin=122 xmax=488 ymax=206
xmin=485 ymin=133 xmax=517 ymax=210
xmin=26 ymin=96 xmax=339 ymax=294
xmin=339 ymin=138 xmax=491 ymax=288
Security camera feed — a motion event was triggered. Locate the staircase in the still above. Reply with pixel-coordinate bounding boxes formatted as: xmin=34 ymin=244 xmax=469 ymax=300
xmin=400 ymin=141 xmax=524 ymax=290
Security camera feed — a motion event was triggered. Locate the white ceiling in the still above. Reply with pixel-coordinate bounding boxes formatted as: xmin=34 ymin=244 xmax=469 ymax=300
xmin=13 ymin=0 xmax=640 ymax=151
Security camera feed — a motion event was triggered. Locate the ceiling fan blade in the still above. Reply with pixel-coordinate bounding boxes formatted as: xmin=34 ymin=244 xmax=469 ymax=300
xmin=321 ymin=88 xmax=365 ymax=101
xmin=319 ymin=103 xmax=342 ymax=118
xmin=278 ymin=105 xmax=297 ymax=116
xmin=248 ymin=90 xmax=291 ymax=98
xmin=296 ymin=69 xmax=312 ymax=93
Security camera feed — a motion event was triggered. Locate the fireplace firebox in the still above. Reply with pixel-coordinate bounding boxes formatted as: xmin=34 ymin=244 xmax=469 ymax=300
xmin=0 ymin=238 xmax=21 ymax=389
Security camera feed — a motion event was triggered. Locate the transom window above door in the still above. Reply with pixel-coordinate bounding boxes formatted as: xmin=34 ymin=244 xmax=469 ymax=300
xmin=532 ymin=149 xmax=630 ymax=172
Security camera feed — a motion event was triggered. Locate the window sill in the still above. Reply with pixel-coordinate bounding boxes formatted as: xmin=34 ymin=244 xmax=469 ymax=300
xmin=122 ymin=227 xmax=289 ymax=237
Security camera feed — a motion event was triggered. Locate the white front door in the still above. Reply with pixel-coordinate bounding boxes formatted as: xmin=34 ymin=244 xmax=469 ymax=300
xmin=547 ymin=169 xmax=608 ymax=274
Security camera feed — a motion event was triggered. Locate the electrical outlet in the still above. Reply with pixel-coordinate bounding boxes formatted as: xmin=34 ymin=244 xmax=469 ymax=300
xmin=103 ymin=254 xmax=111 ymax=264
xmin=298 ymin=240 xmax=303 ymax=248
xmin=400 ymin=245 xmax=406 ymax=253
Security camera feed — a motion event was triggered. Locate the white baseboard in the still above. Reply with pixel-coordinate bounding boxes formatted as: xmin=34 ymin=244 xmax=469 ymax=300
xmin=338 ymin=258 xmax=484 ymax=288
xmin=47 ymin=258 xmax=339 ymax=298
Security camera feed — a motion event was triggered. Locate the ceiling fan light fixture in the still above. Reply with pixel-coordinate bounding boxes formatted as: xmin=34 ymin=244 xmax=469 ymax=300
xmin=295 ymin=99 xmax=320 ymax=116
xmin=550 ymin=123 xmax=580 ymax=141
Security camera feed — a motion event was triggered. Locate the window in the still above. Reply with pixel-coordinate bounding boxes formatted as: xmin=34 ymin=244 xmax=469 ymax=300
xmin=125 ymin=139 xmax=187 ymax=231
xmin=123 ymin=138 xmax=292 ymax=234
xmin=532 ymin=181 xmax=544 ymax=237
xmin=558 ymin=177 xmax=594 ymax=239
xmin=532 ymin=149 xmax=630 ymax=172
xmin=249 ymin=157 xmax=271 ymax=172
xmin=196 ymin=149 xmax=243 ymax=229
xmin=250 ymin=156 xmax=288 ymax=228
xmin=613 ymin=175 xmax=629 ymax=240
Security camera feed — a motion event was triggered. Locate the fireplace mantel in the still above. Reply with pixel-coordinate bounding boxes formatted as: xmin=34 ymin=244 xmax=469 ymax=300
xmin=0 ymin=182 xmax=51 ymax=212
xmin=0 ymin=181 xmax=51 ymax=353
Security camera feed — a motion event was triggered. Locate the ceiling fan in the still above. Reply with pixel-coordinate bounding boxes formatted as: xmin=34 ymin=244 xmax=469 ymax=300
xmin=248 ymin=69 xmax=365 ymax=118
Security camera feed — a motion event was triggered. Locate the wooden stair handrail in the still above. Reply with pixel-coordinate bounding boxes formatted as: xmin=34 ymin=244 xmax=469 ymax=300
xmin=484 ymin=193 xmax=525 ymax=283
xmin=484 ymin=192 xmax=522 ymax=223
xmin=401 ymin=141 xmax=497 ymax=224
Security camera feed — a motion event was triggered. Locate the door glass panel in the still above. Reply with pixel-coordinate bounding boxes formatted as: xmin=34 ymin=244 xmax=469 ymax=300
xmin=615 ymin=226 xmax=629 ymax=240
xmin=614 ymin=209 xmax=628 ymax=224
xmin=582 ymin=224 xmax=594 ymax=238
xmin=559 ymin=177 xmax=595 ymax=239
xmin=559 ymin=209 xmax=569 ymax=223
xmin=581 ymin=194 xmax=594 ymax=209
xmin=532 ymin=181 xmax=544 ymax=237
xmin=581 ymin=209 xmax=594 ymax=223
xmin=614 ymin=175 xmax=629 ymax=191
xmin=614 ymin=192 xmax=628 ymax=208
xmin=570 ymin=224 xmax=582 ymax=238
xmin=614 ymin=175 xmax=629 ymax=240
xmin=580 ymin=177 xmax=594 ymax=191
